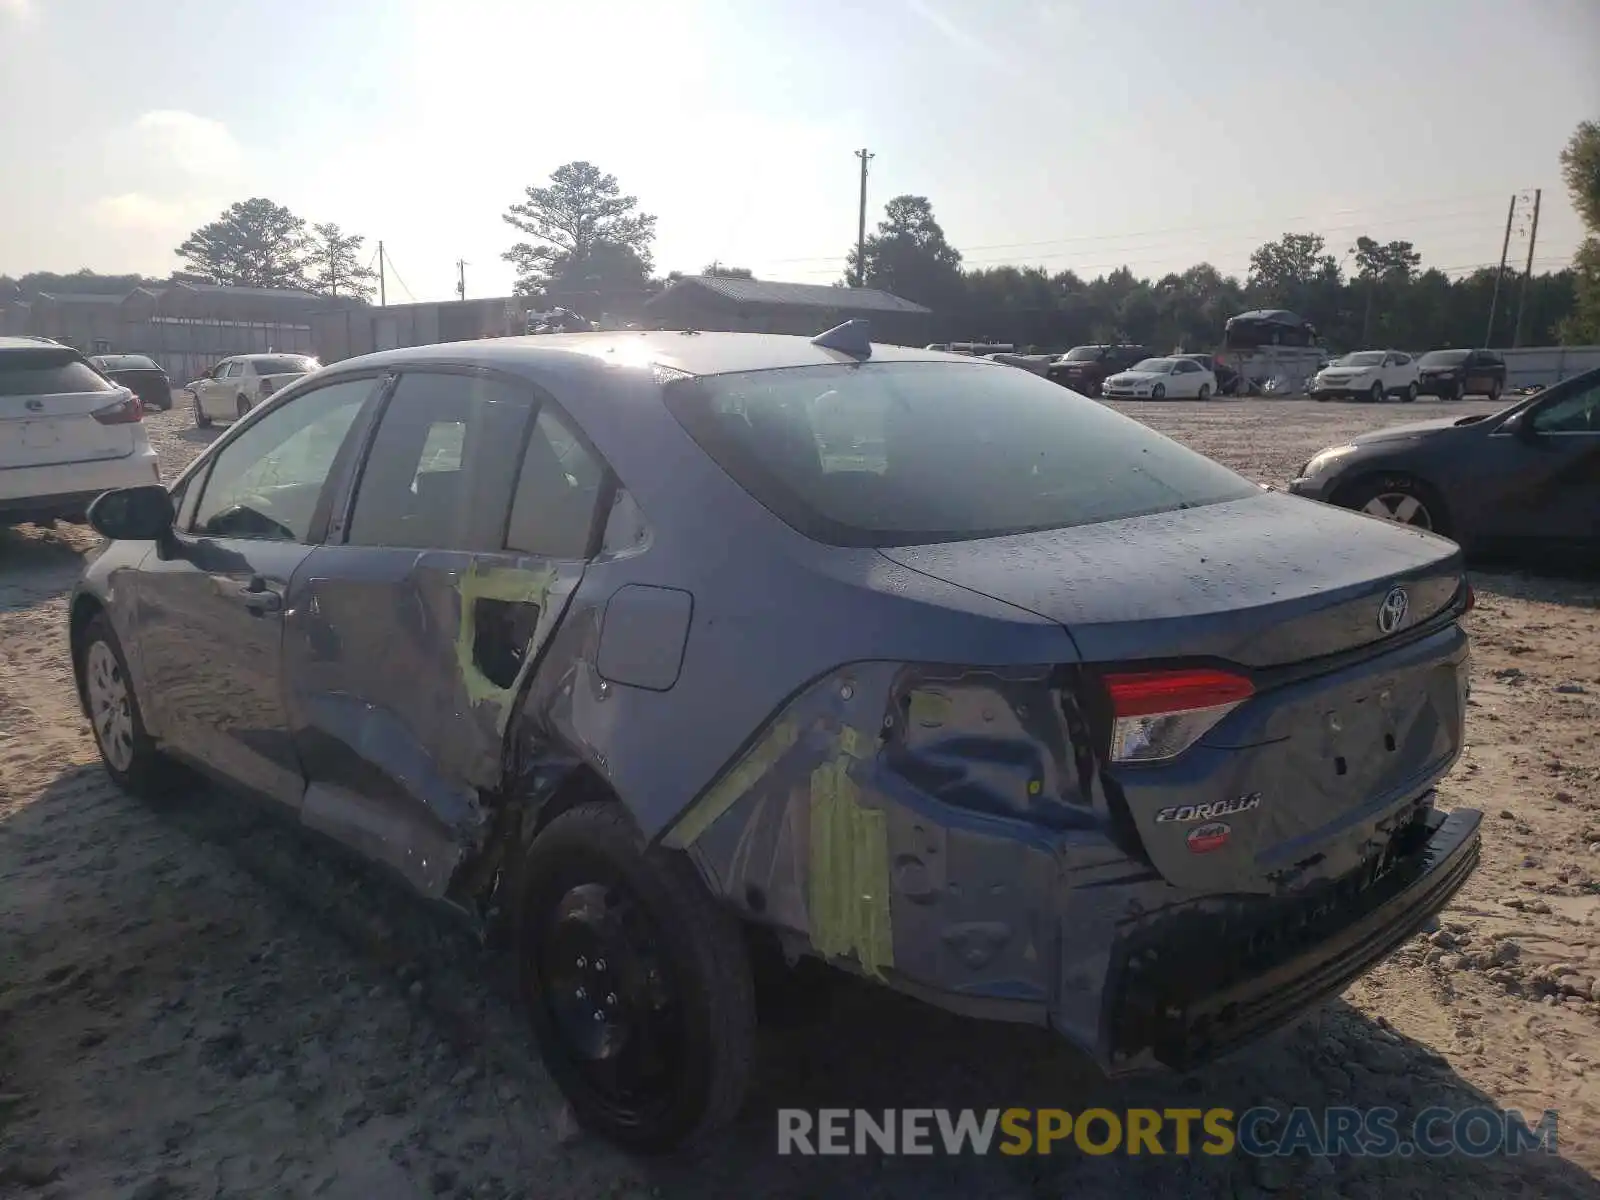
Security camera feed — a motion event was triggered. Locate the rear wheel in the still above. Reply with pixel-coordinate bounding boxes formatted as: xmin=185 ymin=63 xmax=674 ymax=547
xmin=1197 ymin=383 xmax=1212 ymax=401
xmin=193 ymin=389 xmax=211 ymax=429
xmin=1151 ymin=383 xmax=1166 ymax=400
xmin=1402 ymin=382 xmax=1418 ymax=403
xmin=78 ymin=613 xmax=175 ymax=798
xmin=515 ymin=802 xmax=755 ymax=1153
xmin=1488 ymin=379 xmax=1503 ymax=403
xmin=1340 ymin=476 xmax=1450 ymax=536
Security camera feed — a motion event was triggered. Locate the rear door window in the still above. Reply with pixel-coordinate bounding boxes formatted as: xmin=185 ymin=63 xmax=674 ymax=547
xmin=665 ymin=360 xmax=1260 ymax=547
xmin=505 ymin=405 xmax=607 ymax=559
xmin=0 ymin=349 xmax=117 ymax=396
xmin=345 ymin=371 xmax=534 ymax=551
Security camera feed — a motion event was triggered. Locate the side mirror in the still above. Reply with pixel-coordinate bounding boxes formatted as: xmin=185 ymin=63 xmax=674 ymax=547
xmin=1506 ymin=413 xmax=1540 ymax=443
xmin=86 ymin=485 xmax=175 ymax=541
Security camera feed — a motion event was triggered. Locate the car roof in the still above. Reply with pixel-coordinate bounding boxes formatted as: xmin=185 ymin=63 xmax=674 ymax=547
xmin=327 ymin=331 xmax=968 ymax=380
xmin=0 ymin=336 xmax=80 ymax=354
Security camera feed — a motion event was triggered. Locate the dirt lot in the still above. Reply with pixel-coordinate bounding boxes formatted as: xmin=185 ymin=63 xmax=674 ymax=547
xmin=2 ymin=394 xmax=1598 ymax=1198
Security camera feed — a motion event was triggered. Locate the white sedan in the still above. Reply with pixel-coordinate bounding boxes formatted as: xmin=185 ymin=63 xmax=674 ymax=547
xmin=1100 ymin=356 xmax=1216 ymax=400
xmin=189 ymin=353 xmax=320 ymax=428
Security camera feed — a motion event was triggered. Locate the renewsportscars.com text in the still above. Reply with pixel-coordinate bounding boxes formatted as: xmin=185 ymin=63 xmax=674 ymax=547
xmin=777 ymin=1106 xmax=1559 ymax=1158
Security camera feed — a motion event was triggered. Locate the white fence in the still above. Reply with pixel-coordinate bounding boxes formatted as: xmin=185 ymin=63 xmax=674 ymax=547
xmin=1490 ymin=346 xmax=1600 ymax=389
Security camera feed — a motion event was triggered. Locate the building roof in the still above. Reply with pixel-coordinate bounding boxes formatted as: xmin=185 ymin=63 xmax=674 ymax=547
xmin=35 ymin=292 xmax=126 ymax=305
xmin=174 ymin=282 xmax=323 ymax=301
xmin=648 ymin=275 xmax=931 ymax=315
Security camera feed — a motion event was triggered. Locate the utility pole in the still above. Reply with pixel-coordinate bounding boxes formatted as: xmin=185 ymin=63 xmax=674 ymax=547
xmin=456 ymin=259 xmax=467 ymax=302
xmin=378 ymin=241 xmax=387 ymax=308
xmin=1485 ymin=194 xmax=1517 ymax=347
xmin=1513 ymin=189 xmax=1542 ymax=349
xmin=854 ymin=148 xmax=874 ymax=288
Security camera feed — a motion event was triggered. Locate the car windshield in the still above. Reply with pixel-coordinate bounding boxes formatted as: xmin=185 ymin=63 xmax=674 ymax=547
xmin=0 ymin=349 xmax=117 ymax=396
xmin=1062 ymin=347 xmax=1103 ymax=362
xmin=1419 ymin=350 xmax=1471 ymax=366
xmin=1130 ymin=358 xmax=1175 ymax=373
xmin=1335 ymin=352 xmax=1386 ymax=367
xmin=252 ymin=355 xmax=317 ymax=374
xmin=95 ymin=354 xmax=160 ymax=370
xmin=663 ymin=360 xmax=1260 ymax=547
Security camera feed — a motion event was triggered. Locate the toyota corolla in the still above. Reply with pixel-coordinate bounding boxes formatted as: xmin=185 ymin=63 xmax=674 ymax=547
xmin=69 ymin=324 xmax=1481 ymax=1152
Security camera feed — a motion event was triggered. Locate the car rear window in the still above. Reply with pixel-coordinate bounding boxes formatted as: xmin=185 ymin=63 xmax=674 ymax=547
xmin=252 ymin=356 xmax=317 ymax=374
xmin=663 ymin=360 xmax=1260 ymax=547
xmin=1061 ymin=347 xmax=1102 ymax=362
xmin=96 ymin=354 xmax=160 ymax=370
xmin=1419 ymin=350 xmax=1470 ymax=366
xmin=0 ymin=349 xmax=117 ymax=396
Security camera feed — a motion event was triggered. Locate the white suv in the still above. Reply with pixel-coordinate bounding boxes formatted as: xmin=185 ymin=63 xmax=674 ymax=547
xmin=189 ymin=354 xmax=320 ymax=428
xmin=0 ymin=337 xmax=161 ymax=526
xmin=1309 ymin=350 xmax=1421 ymax=403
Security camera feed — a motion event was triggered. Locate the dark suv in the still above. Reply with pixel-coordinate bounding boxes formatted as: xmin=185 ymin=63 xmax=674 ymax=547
xmin=1047 ymin=344 xmax=1151 ymax=396
xmin=1416 ymin=349 xmax=1506 ymax=402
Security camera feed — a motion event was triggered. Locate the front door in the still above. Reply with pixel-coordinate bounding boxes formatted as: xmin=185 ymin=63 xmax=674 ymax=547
xmin=135 ymin=375 xmax=382 ymax=808
xmin=1476 ymin=379 xmax=1600 ymax=550
xmin=284 ymin=370 xmax=608 ymax=895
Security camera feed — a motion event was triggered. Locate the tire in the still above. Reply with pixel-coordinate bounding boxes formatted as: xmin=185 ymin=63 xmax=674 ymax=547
xmin=236 ymin=394 xmax=252 ymax=421
xmin=1402 ymin=382 xmax=1418 ymax=403
xmin=193 ymin=389 xmax=211 ymax=429
xmin=1197 ymin=384 xmax=1212 ymax=401
xmin=1151 ymin=383 xmax=1166 ymax=400
xmin=1369 ymin=382 xmax=1385 ymax=404
xmin=77 ymin=612 xmax=176 ymax=798
xmin=1339 ymin=476 xmax=1451 ymax=537
xmin=514 ymin=801 xmax=755 ymax=1153
xmin=1488 ymin=379 xmax=1503 ymax=403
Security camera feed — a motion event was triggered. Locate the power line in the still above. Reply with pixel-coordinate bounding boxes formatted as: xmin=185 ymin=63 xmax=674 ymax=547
xmin=383 ymin=251 xmax=416 ymax=303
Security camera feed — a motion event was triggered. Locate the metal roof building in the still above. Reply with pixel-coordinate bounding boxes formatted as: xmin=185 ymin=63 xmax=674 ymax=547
xmin=643 ymin=275 xmax=932 ymax=343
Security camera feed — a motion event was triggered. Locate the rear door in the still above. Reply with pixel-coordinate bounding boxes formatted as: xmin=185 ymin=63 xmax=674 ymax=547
xmin=284 ymin=368 xmax=611 ymax=896
xmin=0 ymin=346 xmax=136 ymax=473
xmin=134 ymin=374 xmax=384 ymax=807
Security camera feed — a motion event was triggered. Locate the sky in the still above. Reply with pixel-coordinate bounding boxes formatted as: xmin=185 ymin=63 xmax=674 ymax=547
xmin=1 ymin=0 xmax=1596 ymax=303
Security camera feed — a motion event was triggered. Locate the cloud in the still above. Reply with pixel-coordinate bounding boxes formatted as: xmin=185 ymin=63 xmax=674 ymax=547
xmin=89 ymin=192 xmax=204 ymax=233
xmin=132 ymin=110 xmax=244 ymax=178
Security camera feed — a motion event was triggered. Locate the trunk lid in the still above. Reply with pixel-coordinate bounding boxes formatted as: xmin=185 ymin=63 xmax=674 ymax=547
xmin=880 ymin=492 xmax=1469 ymax=895
xmin=0 ymin=389 xmax=139 ymax=470
xmin=877 ymin=491 xmax=1463 ymax=668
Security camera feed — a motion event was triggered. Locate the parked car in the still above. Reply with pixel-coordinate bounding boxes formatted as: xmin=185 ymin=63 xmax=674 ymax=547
xmin=90 ymin=353 xmax=173 ymax=412
xmin=1045 ymin=344 xmax=1151 ymax=396
xmin=72 ymin=328 xmax=1481 ymax=1152
xmin=190 ymin=353 xmax=320 ymax=428
xmin=1415 ymin=348 xmax=1507 ymax=402
xmin=0 ymin=337 xmax=160 ymax=526
xmin=1102 ymin=355 xmax=1217 ymax=400
xmin=1308 ymin=351 xmax=1420 ymax=403
xmin=1289 ymin=364 xmax=1600 ymax=556
xmin=1176 ymin=352 xmax=1242 ymax=395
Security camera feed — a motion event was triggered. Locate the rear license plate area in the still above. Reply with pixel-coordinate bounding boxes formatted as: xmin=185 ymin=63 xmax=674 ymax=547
xmin=18 ymin=421 xmax=60 ymax=450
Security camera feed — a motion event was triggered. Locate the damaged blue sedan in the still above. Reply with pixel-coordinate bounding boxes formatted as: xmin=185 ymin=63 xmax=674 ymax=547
xmin=70 ymin=323 xmax=1482 ymax=1151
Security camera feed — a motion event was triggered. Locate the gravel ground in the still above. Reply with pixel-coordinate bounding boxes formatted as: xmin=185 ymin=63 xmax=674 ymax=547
xmin=1 ymin=392 xmax=1597 ymax=1198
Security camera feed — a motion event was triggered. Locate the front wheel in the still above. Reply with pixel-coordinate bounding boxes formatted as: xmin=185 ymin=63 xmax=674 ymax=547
xmin=1340 ymin=476 xmax=1450 ymax=536
xmin=78 ymin=613 xmax=175 ymax=798
xmin=235 ymin=394 xmax=252 ymax=421
xmin=1369 ymin=381 xmax=1385 ymax=404
xmin=1197 ymin=384 xmax=1212 ymax=401
xmin=515 ymin=802 xmax=756 ymax=1153
xmin=193 ymin=389 xmax=212 ymax=429
xmin=1150 ymin=383 xmax=1166 ymax=400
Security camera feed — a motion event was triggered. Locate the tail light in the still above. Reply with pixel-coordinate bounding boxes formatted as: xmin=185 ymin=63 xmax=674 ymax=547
xmin=1463 ymin=581 xmax=1476 ymax=613
xmin=91 ymin=391 xmax=143 ymax=424
xmin=1103 ymin=668 xmax=1254 ymax=763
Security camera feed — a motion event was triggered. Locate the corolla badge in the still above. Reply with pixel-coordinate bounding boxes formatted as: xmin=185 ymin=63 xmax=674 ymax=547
xmin=1377 ymin=586 xmax=1409 ymax=635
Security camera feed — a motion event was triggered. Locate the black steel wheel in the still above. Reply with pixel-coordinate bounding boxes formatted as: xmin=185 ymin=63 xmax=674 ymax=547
xmin=1150 ymin=382 xmax=1166 ymax=400
xmin=515 ymin=802 xmax=755 ymax=1153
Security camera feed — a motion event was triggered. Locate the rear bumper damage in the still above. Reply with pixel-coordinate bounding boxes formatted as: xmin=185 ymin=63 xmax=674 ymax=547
xmin=666 ymin=661 xmax=1480 ymax=1076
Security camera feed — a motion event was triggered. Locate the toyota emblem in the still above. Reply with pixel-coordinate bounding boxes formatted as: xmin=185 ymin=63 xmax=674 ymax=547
xmin=1377 ymin=586 xmax=1409 ymax=634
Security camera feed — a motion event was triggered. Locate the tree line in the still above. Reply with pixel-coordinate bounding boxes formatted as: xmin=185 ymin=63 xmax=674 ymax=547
xmin=6 ymin=118 xmax=1596 ymax=351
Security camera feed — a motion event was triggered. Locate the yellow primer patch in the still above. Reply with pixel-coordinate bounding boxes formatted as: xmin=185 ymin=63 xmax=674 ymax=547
xmin=907 ymin=688 xmax=953 ymax=728
xmin=453 ymin=561 xmax=557 ymax=719
xmin=808 ymin=753 xmax=893 ymax=979
xmin=661 ymin=720 xmax=799 ymax=849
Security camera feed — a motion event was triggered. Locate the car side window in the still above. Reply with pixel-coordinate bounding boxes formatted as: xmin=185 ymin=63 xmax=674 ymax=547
xmin=1394 ymin=353 xmax=1411 ymax=366
xmin=505 ymin=405 xmax=606 ymax=559
xmin=191 ymin=378 xmax=374 ymax=542
xmin=1530 ymin=385 xmax=1600 ymax=435
xmin=346 ymin=371 xmax=533 ymax=551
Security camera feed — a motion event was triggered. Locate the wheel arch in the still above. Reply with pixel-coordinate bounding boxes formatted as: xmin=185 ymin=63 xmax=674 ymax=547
xmin=1329 ymin=468 xmax=1454 ymax=536
xmin=68 ymin=592 xmax=107 ymax=716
